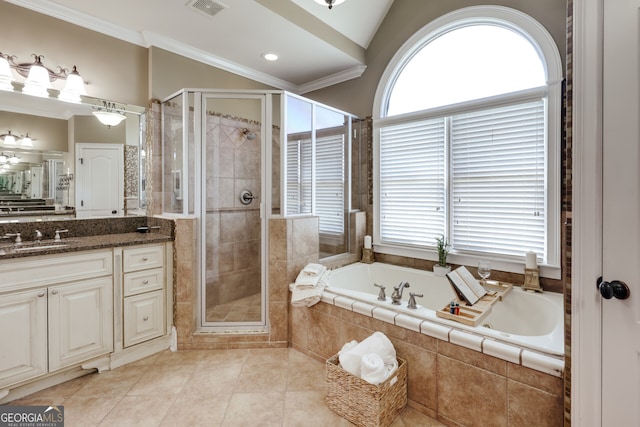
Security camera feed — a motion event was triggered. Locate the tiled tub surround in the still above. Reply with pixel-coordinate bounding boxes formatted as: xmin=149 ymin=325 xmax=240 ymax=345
xmin=291 ymin=298 xmax=564 ymax=427
xmin=327 ymin=262 xmax=564 ymax=359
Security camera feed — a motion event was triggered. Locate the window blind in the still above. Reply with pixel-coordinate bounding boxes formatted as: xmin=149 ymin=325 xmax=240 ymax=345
xmin=316 ymin=134 xmax=345 ymax=234
xmin=286 ymin=138 xmax=312 ymax=215
xmin=379 ymin=118 xmax=446 ymax=245
xmin=450 ymin=100 xmax=546 ymax=259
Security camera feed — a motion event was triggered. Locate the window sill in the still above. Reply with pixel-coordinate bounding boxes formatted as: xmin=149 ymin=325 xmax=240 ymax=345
xmin=373 ymin=243 xmax=561 ymax=280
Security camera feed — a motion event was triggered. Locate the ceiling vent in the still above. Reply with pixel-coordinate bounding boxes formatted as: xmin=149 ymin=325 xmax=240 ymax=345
xmin=187 ymin=0 xmax=227 ymax=18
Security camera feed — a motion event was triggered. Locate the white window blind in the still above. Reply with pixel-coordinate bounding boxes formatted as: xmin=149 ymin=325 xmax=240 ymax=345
xmin=316 ymin=134 xmax=345 ymax=234
xmin=286 ymin=138 xmax=312 ymax=215
xmin=379 ymin=118 xmax=446 ymax=245
xmin=451 ymin=100 xmax=546 ymax=259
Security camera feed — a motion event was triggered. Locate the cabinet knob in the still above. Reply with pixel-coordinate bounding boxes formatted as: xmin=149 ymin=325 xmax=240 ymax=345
xmin=37 ymin=291 xmax=45 ymax=297
xmin=51 ymin=289 xmax=58 ymax=295
xmin=142 ymin=257 xmax=148 ymax=261
xmin=143 ymin=316 xmax=149 ymax=321
xmin=143 ymin=280 xmax=149 ymax=285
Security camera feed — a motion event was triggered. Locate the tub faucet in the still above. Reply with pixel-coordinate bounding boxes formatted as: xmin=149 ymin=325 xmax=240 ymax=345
xmin=407 ymin=292 xmax=424 ymax=309
xmin=373 ymin=283 xmax=386 ymax=301
xmin=391 ymin=281 xmax=410 ymax=305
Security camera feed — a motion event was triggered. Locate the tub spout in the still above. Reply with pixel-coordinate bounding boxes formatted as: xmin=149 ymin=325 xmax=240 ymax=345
xmin=373 ymin=283 xmax=387 ymax=301
xmin=391 ymin=281 xmax=410 ymax=305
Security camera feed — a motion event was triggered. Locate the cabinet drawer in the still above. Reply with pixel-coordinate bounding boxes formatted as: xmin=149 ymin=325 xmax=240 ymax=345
xmin=0 ymin=250 xmax=113 ymax=293
xmin=123 ymin=245 xmax=164 ymax=272
xmin=124 ymin=268 xmax=164 ymax=297
xmin=123 ymin=290 xmax=164 ymax=347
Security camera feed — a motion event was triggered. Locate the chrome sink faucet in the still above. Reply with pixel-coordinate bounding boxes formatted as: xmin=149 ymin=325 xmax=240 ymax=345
xmin=54 ymin=229 xmax=68 ymax=241
xmin=5 ymin=232 xmax=21 ymax=244
xmin=391 ymin=281 xmax=410 ymax=305
xmin=35 ymin=230 xmax=43 ymax=242
xmin=407 ymin=292 xmax=424 ymax=309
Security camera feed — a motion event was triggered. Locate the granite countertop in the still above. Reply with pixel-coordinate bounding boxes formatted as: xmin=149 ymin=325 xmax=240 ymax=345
xmin=0 ymin=232 xmax=173 ymax=260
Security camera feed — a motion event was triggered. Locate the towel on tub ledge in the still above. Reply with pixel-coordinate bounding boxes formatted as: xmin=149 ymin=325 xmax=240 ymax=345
xmin=338 ymin=331 xmax=398 ymax=384
xmin=293 ymin=263 xmax=327 ymax=289
xmin=290 ymin=267 xmax=330 ymax=307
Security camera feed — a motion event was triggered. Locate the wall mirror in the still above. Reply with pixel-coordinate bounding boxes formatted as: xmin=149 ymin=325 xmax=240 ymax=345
xmin=0 ymin=86 xmax=146 ymax=222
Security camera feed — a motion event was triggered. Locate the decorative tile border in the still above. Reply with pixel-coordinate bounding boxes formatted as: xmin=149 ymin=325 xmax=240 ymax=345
xmin=320 ymin=289 xmax=564 ymax=378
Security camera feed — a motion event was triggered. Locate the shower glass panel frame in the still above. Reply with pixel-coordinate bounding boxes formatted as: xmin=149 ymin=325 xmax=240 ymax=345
xmin=199 ymin=92 xmax=270 ymax=330
xmin=283 ymin=93 xmax=354 ymax=260
xmin=161 ymin=89 xmax=359 ymax=333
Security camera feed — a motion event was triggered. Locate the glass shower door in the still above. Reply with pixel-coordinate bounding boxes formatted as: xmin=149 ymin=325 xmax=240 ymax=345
xmin=200 ymin=94 xmax=265 ymax=329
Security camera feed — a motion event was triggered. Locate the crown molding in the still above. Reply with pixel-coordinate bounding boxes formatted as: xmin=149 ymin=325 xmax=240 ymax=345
xmin=297 ymin=65 xmax=367 ymax=94
xmin=6 ymin=0 xmax=364 ymax=93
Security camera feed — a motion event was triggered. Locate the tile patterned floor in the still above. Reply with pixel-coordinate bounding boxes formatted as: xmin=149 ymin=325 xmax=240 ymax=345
xmin=5 ymin=348 xmax=445 ymax=426
xmin=206 ymin=293 xmax=262 ymax=322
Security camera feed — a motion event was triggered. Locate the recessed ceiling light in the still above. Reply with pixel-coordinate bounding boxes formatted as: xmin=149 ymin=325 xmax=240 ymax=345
xmin=262 ymin=52 xmax=279 ymax=61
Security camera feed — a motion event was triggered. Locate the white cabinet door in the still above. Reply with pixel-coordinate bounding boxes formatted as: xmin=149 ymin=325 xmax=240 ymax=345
xmin=0 ymin=289 xmax=47 ymax=388
xmin=48 ymin=277 xmax=113 ymax=371
xmin=123 ymin=290 xmax=164 ymax=347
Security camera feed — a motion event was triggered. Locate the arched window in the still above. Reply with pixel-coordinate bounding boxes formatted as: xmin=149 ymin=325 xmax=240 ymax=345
xmin=373 ymin=6 xmax=563 ymax=275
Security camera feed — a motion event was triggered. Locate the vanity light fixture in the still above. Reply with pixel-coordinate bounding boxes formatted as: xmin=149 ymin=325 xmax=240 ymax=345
xmin=1 ymin=131 xmax=35 ymax=147
xmin=314 ymin=0 xmax=346 ymax=9
xmin=8 ymin=155 xmax=19 ymax=165
xmin=0 ymin=53 xmax=86 ymax=101
xmin=1 ymin=131 xmax=17 ymax=145
xmin=23 ymin=55 xmax=51 ymax=97
xmin=92 ymin=101 xmax=126 ymax=128
xmin=20 ymin=133 xmax=33 ymax=147
xmin=0 ymin=153 xmax=7 ymax=164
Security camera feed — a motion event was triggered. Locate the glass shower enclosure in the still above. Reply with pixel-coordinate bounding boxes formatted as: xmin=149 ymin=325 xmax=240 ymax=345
xmin=161 ymin=89 xmax=359 ymax=332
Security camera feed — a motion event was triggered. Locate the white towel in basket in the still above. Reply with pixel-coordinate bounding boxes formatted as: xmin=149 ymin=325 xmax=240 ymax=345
xmin=339 ymin=331 xmax=397 ymax=378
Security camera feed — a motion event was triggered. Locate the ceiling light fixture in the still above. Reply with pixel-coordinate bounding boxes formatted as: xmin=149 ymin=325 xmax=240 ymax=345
xmin=0 ymin=53 xmax=86 ymax=101
xmin=314 ymin=0 xmax=346 ymax=9
xmin=92 ymin=101 xmax=126 ymax=128
xmin=262 ymin=52 xmax=279 ymax=61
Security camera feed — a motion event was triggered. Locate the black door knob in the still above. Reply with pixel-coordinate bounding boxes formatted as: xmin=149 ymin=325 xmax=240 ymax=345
xmin=597 ymin=277 xmax=631 ymax=300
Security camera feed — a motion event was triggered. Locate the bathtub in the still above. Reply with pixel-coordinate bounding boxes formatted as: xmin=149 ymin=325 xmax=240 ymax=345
xmin=324 ymin=262 xmax=564 ymax=359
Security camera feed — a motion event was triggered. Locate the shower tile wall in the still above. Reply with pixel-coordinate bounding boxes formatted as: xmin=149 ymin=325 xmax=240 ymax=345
xmin=205 ymin=113 xmax=261 ymax=309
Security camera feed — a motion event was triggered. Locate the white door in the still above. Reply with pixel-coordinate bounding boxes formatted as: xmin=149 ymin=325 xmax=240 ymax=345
xmin=601 ymin=0 xmax=640 ymax=424
xmin=76 ymin=143 xmax=123 ymax=218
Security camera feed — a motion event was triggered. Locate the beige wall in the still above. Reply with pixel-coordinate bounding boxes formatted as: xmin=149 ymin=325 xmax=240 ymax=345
xmin=305 ymin=0 xmax=568 ymax=118
xmin=149 ymin=47 xmax=274 ymax=101
xmin=0 ymin=111 xmax=67 ymax=152
xmin=0 ymin=2 xmax=148 ymax=106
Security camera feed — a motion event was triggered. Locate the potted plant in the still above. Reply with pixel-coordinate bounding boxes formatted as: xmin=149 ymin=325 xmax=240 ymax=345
xmin=433 ymin=235 xmax=451 ymax=276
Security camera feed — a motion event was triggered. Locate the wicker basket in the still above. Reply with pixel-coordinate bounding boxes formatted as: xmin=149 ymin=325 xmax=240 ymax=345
xmin=326 ymin=354 xmax=407 ymax=427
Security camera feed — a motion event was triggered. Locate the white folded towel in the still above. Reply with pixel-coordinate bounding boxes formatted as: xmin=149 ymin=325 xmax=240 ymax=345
xmin=290 ymin=270 xmax=330 ymax=307
xmin=361 ymin=354 xmax=386 ymax=385
xmin=338 ymin=332 xmax=396 ymax=378
xmin=293 ymin=263 xmax=327 ymax=289
xmin=302 ymin=263 xmax=326 ymax=276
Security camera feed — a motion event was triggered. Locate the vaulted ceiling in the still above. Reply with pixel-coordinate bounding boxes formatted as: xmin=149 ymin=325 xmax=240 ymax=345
xmin=7 ymin=0 xmax=395 ymax=93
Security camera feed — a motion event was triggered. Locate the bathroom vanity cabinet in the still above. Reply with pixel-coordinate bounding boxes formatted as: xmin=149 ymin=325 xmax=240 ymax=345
xmin=0 ymin=249 xmax=114 ymax=389
xmin=0 ymin=237 xmax=173 ymax=401
xmin=121 ymin=244 xmax=166 ymax=347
